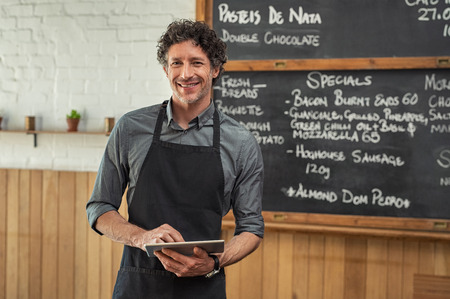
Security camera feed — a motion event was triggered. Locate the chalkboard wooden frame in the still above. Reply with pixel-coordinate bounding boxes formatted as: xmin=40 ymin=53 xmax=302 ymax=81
xmin=196 ymin=0 xmax=450 ymax=238
xmin=222 ymin=212 xmax=450 ymax=241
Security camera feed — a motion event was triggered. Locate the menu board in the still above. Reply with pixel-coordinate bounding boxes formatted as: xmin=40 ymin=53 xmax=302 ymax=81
xmin=213 ymin=0 xmax=450 ymax=60
xmin=214 ymin=69 xmax=450 ymax=219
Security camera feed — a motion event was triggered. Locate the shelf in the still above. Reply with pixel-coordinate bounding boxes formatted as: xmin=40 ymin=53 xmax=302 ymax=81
xmin=0 ymin=130 xmax=110 ymax=147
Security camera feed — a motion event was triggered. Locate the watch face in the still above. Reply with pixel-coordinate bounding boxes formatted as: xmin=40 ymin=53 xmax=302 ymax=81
xmin=205 ymin=269 xmax=220 ymax=278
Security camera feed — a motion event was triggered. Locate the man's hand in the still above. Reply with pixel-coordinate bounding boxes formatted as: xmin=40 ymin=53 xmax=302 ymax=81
xmin=95 ymin=211 xmax=185 ymax=252
xmin=154 ymin=246 xmax=215 ymax=277
xmin=136 ymin=223 xmax=185 ymax=251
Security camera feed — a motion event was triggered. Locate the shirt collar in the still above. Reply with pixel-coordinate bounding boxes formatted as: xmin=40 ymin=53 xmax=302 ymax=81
xmin=166 ymin=98 xmax=215 ymax=129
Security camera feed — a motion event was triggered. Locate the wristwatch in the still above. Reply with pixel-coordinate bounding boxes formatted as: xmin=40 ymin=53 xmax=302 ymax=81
xmin=205 ymin=254 xmax=220 ymax=278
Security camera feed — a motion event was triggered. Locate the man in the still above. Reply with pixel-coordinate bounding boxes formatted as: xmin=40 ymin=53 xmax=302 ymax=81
xmin=86 ymin=19 xmax=264 ymax=298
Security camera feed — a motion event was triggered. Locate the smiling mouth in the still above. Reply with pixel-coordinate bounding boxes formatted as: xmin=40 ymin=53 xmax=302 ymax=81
xmin=178 ymin=82 xmax=199 ymax=88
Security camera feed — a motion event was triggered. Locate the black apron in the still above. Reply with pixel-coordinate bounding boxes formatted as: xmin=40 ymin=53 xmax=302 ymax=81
xmin=112 ymin=101 xmax=226 ymax=299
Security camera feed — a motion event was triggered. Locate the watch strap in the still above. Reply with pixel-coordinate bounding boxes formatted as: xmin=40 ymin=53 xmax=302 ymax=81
xmin=205 ymin=254 xmax=220 ymax=278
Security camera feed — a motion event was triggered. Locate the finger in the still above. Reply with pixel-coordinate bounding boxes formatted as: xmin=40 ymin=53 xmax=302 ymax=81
xmin=155 ymin=251 xmax=183 ymax=274
xmin=160 ymin=224 xmax=185 ymax=242
xmin=161 ymin=248 xmax=188 ymax=263
xmin=192 ymin=246 xmax=208 ymax=258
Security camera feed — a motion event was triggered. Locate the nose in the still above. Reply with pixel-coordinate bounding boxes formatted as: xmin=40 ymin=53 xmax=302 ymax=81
xmin=180 ymin=63 xmax=194 ymax=79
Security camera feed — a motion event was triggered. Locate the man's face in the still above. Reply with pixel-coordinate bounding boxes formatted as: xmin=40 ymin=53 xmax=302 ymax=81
xmin=164 ymin=40 xmax=219 ymax=105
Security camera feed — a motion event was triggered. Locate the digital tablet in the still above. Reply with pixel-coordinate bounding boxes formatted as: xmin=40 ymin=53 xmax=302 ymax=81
xmin=145 ymin=240 xmax=224 ymax=257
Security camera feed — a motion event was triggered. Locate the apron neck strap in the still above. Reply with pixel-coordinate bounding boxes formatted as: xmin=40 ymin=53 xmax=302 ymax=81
xmin=155 ymin=100 xmax=221 ymax=151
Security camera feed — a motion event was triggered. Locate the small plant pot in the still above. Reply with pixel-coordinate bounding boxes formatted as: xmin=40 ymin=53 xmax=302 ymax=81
xmin=66 ymin=118 xmax=80 ymax=132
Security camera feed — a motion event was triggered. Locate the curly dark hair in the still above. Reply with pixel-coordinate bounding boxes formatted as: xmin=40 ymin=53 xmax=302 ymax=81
xmin=157 ymin=19 xmax=227 ymax=86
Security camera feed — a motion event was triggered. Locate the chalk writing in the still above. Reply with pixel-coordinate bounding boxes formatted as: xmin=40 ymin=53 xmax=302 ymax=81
xmin=215 ymin=69 xmax=450 ymax=217
xmin=214 ymin=0 xmax=449 ymax=60
xmin=218 ymin=3 xmax=261 ymax=25
xmin=404 ymin=0 xmax=450 ymax=37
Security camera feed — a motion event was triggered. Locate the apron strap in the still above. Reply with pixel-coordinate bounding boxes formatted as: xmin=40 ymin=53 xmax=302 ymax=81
xmin=212 ymin=104 xmax=220 ymax=151
xmin=153 ymin=101 xmax=168 ymax=142
xmin=156 ymin=100 xmax=221 ymax=150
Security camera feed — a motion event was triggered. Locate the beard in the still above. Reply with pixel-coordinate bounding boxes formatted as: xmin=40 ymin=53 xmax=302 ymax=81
xmin=172 ymin=82 xmax=210 ymax=104
xmin=171 ymin=70 xmax=215 ymax=105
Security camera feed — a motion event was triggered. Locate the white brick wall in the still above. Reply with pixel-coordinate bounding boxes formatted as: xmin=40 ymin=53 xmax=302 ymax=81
xmin=0 ymin=0 xmax=196 ymax=171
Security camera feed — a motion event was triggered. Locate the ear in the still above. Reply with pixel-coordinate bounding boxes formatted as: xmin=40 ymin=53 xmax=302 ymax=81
xmin=212 ymin=66 xmax=220 ymax=78
xmin=163 ymin=66 xmax=168 ymax=76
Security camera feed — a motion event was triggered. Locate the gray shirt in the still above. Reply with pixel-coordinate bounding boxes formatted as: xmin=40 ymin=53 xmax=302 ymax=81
xmin=86 ymin=99 xmax=264 ymax=238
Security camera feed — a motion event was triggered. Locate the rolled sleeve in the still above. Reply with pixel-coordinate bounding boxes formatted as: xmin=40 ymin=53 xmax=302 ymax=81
xmin=231 ymin=130 xmax=265 ymax=238
xmin=86 ymin=201 xmax=118 ymax=235
xmin=234 ymin=214 xmax=264 ymax=238
xmin=86 ymin=116 xmax=129 ymax=235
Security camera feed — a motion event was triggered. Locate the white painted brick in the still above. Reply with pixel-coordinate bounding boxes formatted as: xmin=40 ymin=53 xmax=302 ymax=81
xmin=14 ymin=67 xmax=44 ymax=80
xmin=98 ymin=94 xmax=130 ymax=105
xmin=75 ymin=16 xmax=108 ymax=29
xmin=84 ymin=135 xmax=109 ymax=147
xmin=93 ymin=3 xmax=127 ymax=16
xmin=0 ymin=67 xmax=15 ymax=80
xmin=3 ymin=55 xmax=29 ymax=67
xmin=170 ymin=0 xmax=196 ymax=14
xmin=116 ymin=80 xmax=148 ymax=94
xmin=117 ymin=28 xmax=150 ymax=42
xmin=117 ymin=54 xmax=147 ymax=67
xmin=130 ymin=67 xmax=153 ymax=80
xmin=17 ymin=17 xmax=40 ymax=29
xmin=64 ymin=3 xmax=95 ymax=15
xmin=18 ymin=42 xmax=56 ymax=56
xmin=71 ymin=42 xmax=101 ymax=55
xmin=1 ymin=80 xmax=20 ymax=93
xmin=70 ymin=68 xmax=100 ymax=80
xmin=3 ymin=29 xmax=32 ymax=42
xmin=108 ymin=15 xmax=141 ymax=26
xmin=131 ymin=94 xmax=161 ymax=108
xmin=4 ymin=5 xmax=33 ymax=17
xmin=0 ymin=92 xmax=17 ymax=107
xmin=30 ymin=55 xmax=55 ymax=68
xmin=29 ymin=79 xmax=53 ymax=93
xmin=0 ymin=41 xmax=20 ymax=55
xmin=99 ymin=68 xmax=130 ymax=80
xmin=55 ymin=54 xmax=86 ymax=67
xmin=85 ymin=80 xmax=116 ymax=94
xmin=43 ymin=17 xmax=85 ymax=41
xmin=101 ymin=42 xmax=132 ymax=55
xmin=86 ymin=55 xmax=116 ymax=68
xmin=0 ymin=139 xmax=14 ymax=166
xmin=34 ymin=4 xmax=63 ymax=16
xmin=54 ymin=78 xmax=69 ymax=94
xmin=126 ymin=3 xmax=163 ymax=15
xmin=71 ymin=94 xmax=99 ymax=106
xmin=140 ymin=14 xmax=174 ymax=28
xmin=132 ymin=41 xmax=156 ymax=55
xmin=86 ymin=29 xmax=117 ymax=42
xmin=0 ymin=17 xmax=17 ymax=30
xmin=18 ymin=92 xmax=48 ymax=107
xmin=69 ymin=80 xmax=86 ymax=94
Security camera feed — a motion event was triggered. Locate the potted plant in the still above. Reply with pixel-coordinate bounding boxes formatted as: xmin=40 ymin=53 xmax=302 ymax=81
xmin=66 ymin=109 xmax=81 ymax=132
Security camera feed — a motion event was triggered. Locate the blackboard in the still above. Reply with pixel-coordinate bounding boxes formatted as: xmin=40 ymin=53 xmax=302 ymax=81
xmin=214 ymin=69 xmax=450 ymax=220
xmin=212 ymin=0 xmax=450 ymax=60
